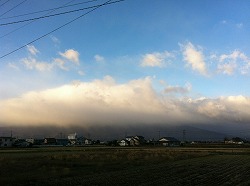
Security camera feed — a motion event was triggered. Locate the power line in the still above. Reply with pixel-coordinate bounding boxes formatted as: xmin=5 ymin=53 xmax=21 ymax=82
xmin=0 ymin=0 xmax=28 ymax=18
xmin=0 ymin=0 xmax=121 ymax=27
xmin=0 ymin=0 xmax=10 ymax=8
xmin=0 ymin=0 xmax=76 ymax=39
xmin=0 ymin=0 xmax=99 ymax=20
xmin=0 ymin=0 xmax=125 ymax=59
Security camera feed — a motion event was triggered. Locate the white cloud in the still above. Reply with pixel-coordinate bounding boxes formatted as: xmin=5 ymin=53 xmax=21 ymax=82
xmin=181 ymin=42 xmax=208 ymax=76
xmin=220 ymin=20 xmax=244 ymax=29
xmin=22 ymin=57 xmax=53 ymax=71
xmin=53 ymin=58 xmax=68 ymax=71
xmin=141 ymin=51 xmax=174 ymax=67
xmin=219 ymin=50 xmax=247 ymax=62
xmin=236 ymin=23 xmax=243 ymax=29
xmin=94 ymin=54 xmax=105 ymax=62
xmin=27 ymin=45 xmax=39 ymax=56
xmin=50 ymin=35 xmax=60 ymax=44
xmin=217 ymin=63 xmax=236 ymax=75
xmin=218 ymin=50 xmax=250 ymax=75
xmin=78 ymin=70 xmax=84 ymax=76
xmin=59 ymin=49 xmax=80 ymax=65
xmin=8 ymin=63 xmax=19 ymax=70
xmin=18 ymin=48 xmax=84 ymax=73
xmin=209 ymin=54 xmax=217 ymax=60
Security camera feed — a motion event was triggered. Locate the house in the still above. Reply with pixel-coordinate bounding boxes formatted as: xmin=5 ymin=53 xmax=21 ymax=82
xmin=159 ymin=137 xmax=180 ymax=147
xmin=134 ymin=135 xmax=145 ymax=141
xmin=0 ymin=137 xmax=13 ymax=147
xmin=68 ymin=133 xmax=77 ymax=145
xmin=26 ymin=138 xmax=35 ymax=144
xmin=119 ymin=139 xmax=129 ymax=146
xmin=13 ymin=139 xmax=32 ymax=147
xmin=130 ymin=138 xmax=139 ymax=146
xmin=44 ymin=138 xmax=57 ymax=145
xmin=68 ymin=133 xmax=77 ymax=140
xmin=84 ymin=138 xmax=92 ymax=145
xmin=125 ymin=136 xmax=146 ymax=146
xmin=125 ymin=136 xmax=133 ymax=142
xmin=225 ymin=137 xmax=244 ymax=145
xmin=129 ymin=136 xmax=145 ymax=146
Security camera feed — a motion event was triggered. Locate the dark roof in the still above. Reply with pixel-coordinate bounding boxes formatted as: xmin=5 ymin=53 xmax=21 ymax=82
xmin=125 ymin=136 xmax=133 ymax=138
xmin=136 ymin=135 xmax=144 ymax=138
xmin=44 ymin=138 xmax=57 ymax=143
xmin=232 ymin=137 xmax=244 ymax=142
xmin=134 ymin=136 xmax=145 ymax=139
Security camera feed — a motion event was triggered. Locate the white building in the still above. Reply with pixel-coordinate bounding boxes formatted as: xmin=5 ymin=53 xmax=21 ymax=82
xmin=119 ymin=139 xmax=129 ymax=146
xmin=26 ymin=138 xmax=35 ymax=144
xmin=158 ymin=137 xmax=180 ymax=146
xmin=85 ymin=139 xmax=92 ymax=145
xmin=68 ymin=133 xmax=77 ymax=145
xmin=68 ymin=133 xmax=77 ymax=140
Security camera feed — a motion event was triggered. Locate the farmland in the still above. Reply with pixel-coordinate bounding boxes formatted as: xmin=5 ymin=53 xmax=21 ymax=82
xmin=1 ymin=147 xmax=250 ymax=185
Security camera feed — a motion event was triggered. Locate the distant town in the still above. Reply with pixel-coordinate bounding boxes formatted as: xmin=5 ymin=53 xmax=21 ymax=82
xmin=0 ymin=132 xmax=248 ymax=148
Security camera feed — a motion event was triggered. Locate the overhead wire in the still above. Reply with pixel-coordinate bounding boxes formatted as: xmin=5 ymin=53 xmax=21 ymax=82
xmin=0 ymin=0 xmax=11 ymax=8
xmin=0 ymin=1 xmax=122 ymax=27
xmin=0 ymin=0 xmax=125 ymax=59
xmin=0 ymin=0 xmax=76 ymax=39
xmin=0 ymin=0 xmax=28 ymax=18
xmin=0 ymin=0 xmax=99 ymax=20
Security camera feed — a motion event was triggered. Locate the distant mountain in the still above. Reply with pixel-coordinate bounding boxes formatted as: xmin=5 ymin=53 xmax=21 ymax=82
xmin=0 ymin=124 xmax=233 ymax=141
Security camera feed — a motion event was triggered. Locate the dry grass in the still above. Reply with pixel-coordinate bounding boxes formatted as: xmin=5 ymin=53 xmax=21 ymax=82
xmin=0 ymin=147 xmax=250 ymax=185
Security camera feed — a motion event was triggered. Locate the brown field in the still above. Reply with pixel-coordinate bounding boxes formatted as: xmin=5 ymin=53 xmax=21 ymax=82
xmin=0 ymin=146 xmax=250 ymax=185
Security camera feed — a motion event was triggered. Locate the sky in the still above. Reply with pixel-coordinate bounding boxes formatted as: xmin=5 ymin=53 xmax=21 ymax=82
xmin=1 ymin=0 xmax=250 ymax=136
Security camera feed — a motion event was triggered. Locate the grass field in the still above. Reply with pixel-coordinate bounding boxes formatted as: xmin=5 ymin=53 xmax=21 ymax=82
xmin=0 ymin=146 xmax=250 ymax=185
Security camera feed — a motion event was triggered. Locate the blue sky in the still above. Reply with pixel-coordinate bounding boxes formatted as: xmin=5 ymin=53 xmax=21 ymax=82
xmin=1 ymin=0 xmax=250 ymax=131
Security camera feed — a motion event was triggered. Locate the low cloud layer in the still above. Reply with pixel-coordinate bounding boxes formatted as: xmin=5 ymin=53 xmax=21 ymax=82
xmin=1 ymin=76 xmax=250 ymax=128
